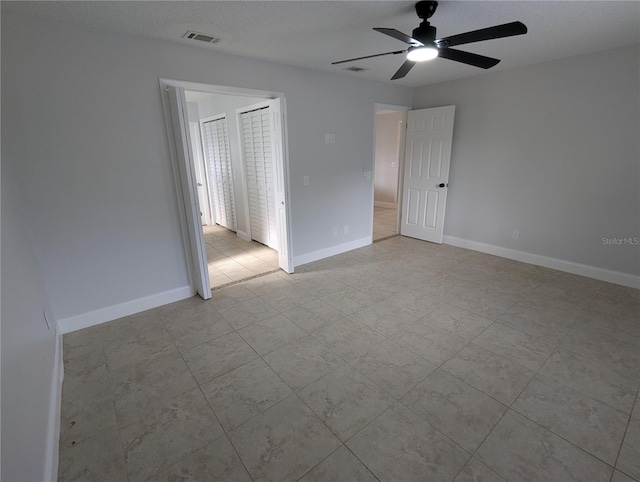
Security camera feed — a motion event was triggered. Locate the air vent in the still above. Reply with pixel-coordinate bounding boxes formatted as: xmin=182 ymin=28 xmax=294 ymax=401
xmin=343 ymin=66 xmax=368 ymax=72
xmin=182 ymin=31 xmax=220 ymax=44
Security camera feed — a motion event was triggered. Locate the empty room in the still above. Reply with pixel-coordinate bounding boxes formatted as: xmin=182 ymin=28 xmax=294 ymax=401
xmin=2 ymin=1 xmax=639 ymax=481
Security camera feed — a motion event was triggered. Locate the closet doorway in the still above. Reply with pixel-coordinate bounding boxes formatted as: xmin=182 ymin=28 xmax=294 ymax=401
xmin=161 ymin=80 xmax=293 ymax=297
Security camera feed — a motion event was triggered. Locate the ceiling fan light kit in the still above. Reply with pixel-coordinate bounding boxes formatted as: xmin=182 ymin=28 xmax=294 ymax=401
xmin=407 ymin=46 xmax=439 ymax=62
xmin=332 ymin=1 xmax=528 ymax=80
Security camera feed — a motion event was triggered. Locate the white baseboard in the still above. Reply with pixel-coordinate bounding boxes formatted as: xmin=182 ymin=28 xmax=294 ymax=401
xmin=374 ymin=201 xmax=397 ymax=209
xmin=43 ymin=323 xmax=64 ymax=482
xmin=443 ymin=235 xmax=640 ymax=289
xmin=58 ymin=285 xmax=193 ymax=334
xmin=236 ymin=230 xmax=251 ymax=242
xmin=293 ymin=236 xmax=372 ymax=267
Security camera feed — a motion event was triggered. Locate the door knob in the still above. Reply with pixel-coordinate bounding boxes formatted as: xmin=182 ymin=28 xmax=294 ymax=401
xmin=437 ymin=183 xmax=446 ymax=188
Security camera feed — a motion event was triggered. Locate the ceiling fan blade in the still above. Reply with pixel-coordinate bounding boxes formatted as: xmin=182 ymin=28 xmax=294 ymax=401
xmin=391 ymin=59 xmax=416 ymax=80
xmin=437 ymin=48 xmax=500 ymax=69
xmin=332 ymin=50 xmax=407 ymax=65
xmin=373 ymin=28 xmax=423 ymax=46
xmin=437 ymin=21 xmax=527 ymax=48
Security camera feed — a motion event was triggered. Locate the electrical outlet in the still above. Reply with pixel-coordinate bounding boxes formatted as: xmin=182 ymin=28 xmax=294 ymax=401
xmin=512 ymin=229 xmax=520 ymax=240
xmin=332 ymin=227 xmax=338 ymax=237
xmin=303 ymin=176 xmax=309 ymax=186
xmin=344 ymin=225 xmax=349 ymax=235
xmin=325 ymin=133 xmax=335 ymax=144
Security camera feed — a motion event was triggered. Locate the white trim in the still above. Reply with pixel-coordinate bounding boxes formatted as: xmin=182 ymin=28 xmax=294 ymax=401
xmin=374 ymin=201 xmax=397 ymax=209
xmin=293 ymin=236 xmax=372 ymax=267
xmin=237 ymin=230 xmax=251 ymax=242
xmin=58 ymin=285 xmax=193 ymax=334
xmin=43 ymin=324 xmax=63 ymax=482
xmin=443 ymin=235 xmax=640 ymax=289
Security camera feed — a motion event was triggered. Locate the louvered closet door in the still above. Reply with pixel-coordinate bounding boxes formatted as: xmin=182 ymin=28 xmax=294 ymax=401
xmin=202 ymin=117 xmax=236 ymax=231
xmin=241 ymin=107 xmax=277 ymax=248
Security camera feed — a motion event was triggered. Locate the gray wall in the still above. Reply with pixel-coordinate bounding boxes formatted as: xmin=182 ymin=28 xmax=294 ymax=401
xmin=374 ymin=111 xmax=404 ymax=205
xmin=1 ymin=162 xmax=59 ymax=482
xmin=2 ymin=11 xmax=412 ymax=322
xmin=413 ymin=45 xmax=640 ymax=275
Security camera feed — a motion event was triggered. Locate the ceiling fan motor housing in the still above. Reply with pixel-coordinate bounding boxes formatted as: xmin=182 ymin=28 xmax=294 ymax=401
xmin=412 ymin=23 xmax=437 ymax=44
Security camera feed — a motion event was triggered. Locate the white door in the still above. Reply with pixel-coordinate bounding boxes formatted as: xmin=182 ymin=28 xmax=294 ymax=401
xmin=189 ymin=122 xmax=212 ymax=226
xmin=400 ymin=105 xmax=455 ymax=244
xmin=201 ymin=116 xmax=236 ymax=231
xmin=167 ymin=86 xmax=211 ymax=299
xmin=239 ymin=103 xmax=277 ymax=249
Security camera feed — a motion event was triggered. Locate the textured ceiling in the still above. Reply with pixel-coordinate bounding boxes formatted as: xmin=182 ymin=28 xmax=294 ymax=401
xmin=3 ymin=1 xmax=639 ymax=87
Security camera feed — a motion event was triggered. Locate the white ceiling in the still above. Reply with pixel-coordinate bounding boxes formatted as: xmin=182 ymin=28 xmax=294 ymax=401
xmin=3 ymin=1 xmax=639 ymax=87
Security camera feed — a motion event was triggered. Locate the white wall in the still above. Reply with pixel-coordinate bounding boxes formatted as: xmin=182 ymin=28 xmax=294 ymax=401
xmin=186 ymin=101 xmax=200 ymax=122
xmin=374 ymin=111 xmax=403 ymax=206
xmin=1 ymin=11 xmax=413 ymax=324
xmin=413 ymin=45 xmax=640 ymax=276
xmin=1 ymin=161 xmax=61 ymax=482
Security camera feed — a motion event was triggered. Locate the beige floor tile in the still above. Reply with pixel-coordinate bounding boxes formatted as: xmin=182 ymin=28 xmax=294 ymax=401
xmin=148 ymin=436 xmax=252 ymax=482
xmin=347 ymin=403 xmax=469 ymax=482
xmin=454 ymin=457 xmax=507 ymax=482
xmin=299 ymin=446 xmax=377 ymax=482
xmin=472 ymin=322 xmax=555 ymax=371
xmin=58 ymin=424 xmax=127 ymax=482
xmin=59 ymin=235 xmax=640 ymax=481
xmin=263 ymin=336 xmax=344 ymax=391
xmin=229 ymin=395 xmax=341 ymax=481
xmin=217 ymin=297 xmax=279 ymax=330
xmin=201 ymin=358 xmax=292 ymax=431
xmin=312 ymin=320 xmax=387 ymax=364
xmin=119 ymin=388 xmax=223 ymax=481
xmin=441 ymin=343 xmax=535 ymax=405
xmin=402 ymin=369 xmax=508 ymax=453
xmin=476 ymin=410 xmax=612 ymax=482
xmin=237 ymin=314 xmax=307 ymax=355
xmin=512 ymin=376 xmax=628 ymax=465
xmin=298 ymin=366 xmax=395 ymax=441
xmin=282 ymin=299 xmax=347 ymax=333
xmin=617 ymin=418 xmax=640 ymax=480
xmin=350 ymin=339 xmax=437 ymax=398
xmin=182 ymin=331 xmax=258 ymax=385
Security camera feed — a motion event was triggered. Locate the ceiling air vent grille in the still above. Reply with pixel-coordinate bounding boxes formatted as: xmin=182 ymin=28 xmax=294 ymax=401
xmin=343 ymin=66 xmax=368 ymax=72
xmin=182 ymin=31 xmax=220 ymax=44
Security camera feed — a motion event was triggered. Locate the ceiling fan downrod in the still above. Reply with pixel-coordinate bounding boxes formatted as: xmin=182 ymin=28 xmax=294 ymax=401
xmin=413 ymin=1 xmax=438 ymax=43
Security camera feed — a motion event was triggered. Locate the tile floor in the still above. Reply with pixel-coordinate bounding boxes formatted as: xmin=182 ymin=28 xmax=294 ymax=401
xmin=59 ymin=236 xmax=640 ymax=482
xmin=373 ymin=205 xmax=397 ymax=241
xmin=202 ymin=225 xmax=279 ymax=288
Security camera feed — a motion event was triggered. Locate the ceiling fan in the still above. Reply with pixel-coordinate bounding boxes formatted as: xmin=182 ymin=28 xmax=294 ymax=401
xmin=332 ymin=1 xmax=528 ymax=80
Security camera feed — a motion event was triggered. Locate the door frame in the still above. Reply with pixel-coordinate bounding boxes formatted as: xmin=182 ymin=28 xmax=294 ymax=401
xmin=159 ymin=79 xmax=294 ymax=299
xmin=372 ymin=103 xmax=410 ymax=239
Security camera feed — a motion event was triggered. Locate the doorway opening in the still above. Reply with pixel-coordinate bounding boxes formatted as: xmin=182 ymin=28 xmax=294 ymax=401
xmin=372 ymin=104 xmax=409 ymax=242
xmin=161 ymin=80 xmax=293 ymax=299
xmin=184 ymin=91 xmax=282 ymax=289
